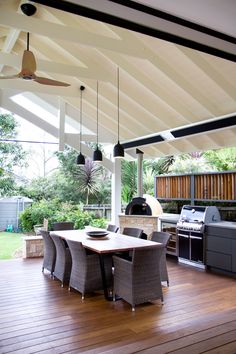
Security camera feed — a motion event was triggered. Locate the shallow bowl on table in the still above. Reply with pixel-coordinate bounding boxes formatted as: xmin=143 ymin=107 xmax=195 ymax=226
xmin=86 ymin=230 xmax=109 ymax=239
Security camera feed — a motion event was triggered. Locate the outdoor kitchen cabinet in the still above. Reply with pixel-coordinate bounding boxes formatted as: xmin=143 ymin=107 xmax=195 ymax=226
xmin=159 ymin=218 xmax=178 ymax=256
xmin=205 ymin=224 xmax=236 ymax=275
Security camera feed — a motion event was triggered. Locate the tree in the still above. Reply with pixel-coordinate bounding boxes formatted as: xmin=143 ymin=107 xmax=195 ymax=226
xmin=204 ymin=148 xmax=236 ymax=171
xmin=56 ymin=146 xmax=111 ymax=205
xmin=74 ymin=158 xmax=103 ymax=204
xmin=121 ymin=160 xmax=137 ymax=202
xmin=121 ymin=157 xmax=175 ymax=203
xmin=0 ymin=113 xmax=27 ymax=195
xmin=145 ymin=156 xmax=175 ymax=175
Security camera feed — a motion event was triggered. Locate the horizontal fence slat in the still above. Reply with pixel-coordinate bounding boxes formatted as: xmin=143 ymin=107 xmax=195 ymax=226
xmin=155 ymin=171 xmax=236 ymax=202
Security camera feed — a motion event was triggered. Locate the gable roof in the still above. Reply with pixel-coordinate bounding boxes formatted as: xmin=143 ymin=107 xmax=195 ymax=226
xmin=0 ymin=0 xmax=235 ymax=165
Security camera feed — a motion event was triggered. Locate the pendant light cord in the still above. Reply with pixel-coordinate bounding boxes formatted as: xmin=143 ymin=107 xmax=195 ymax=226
xmin=79 ymin=86 xmax=85 ymax=151
xmin=97 ymin=81 xmax=99 ymax=147
xmin=117 ymin=67 xmax=120 ymax=142
xmin=80 ymin=89 xmax=82 ymax=151
xmin=27 ymin=32 xmax=29 ymax=51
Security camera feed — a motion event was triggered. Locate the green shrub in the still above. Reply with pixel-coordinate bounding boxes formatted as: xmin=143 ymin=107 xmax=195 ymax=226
xmin=20 ymin=199 xmax=59 ymax=231
xmin=90 ymin=218 xmax=107 ymax=229
xmin=20 ymin=199 xmax=107 ymax=231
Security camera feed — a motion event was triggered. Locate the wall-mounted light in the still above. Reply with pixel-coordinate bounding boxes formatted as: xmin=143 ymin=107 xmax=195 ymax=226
xmin=93 ymin=81 xmax=103 ymax=162
xmin=113 ymin=67 xmax=124 ymax=158
xmin=76 ymin=85 xmax=85 ymax=166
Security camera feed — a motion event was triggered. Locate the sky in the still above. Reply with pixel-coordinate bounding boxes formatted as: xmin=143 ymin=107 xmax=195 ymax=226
xmin=15 ymin=115 xmax=60 ymax=180
xmin=1 ymin=107 xmax=59 ymax=181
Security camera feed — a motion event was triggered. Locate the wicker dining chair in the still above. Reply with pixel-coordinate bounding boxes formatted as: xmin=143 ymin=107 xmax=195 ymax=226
xmin=52 ymin=221 xmax=74 ymax=231
xmin=107 ymin=224 xmax=119 ymax=233
xmin=121 ymin=227 xmax=144 ymax=259
xmin=67 ymin=239 xmax=113 ymax=300
xmin=113 ymin=245 xmax=164 ymax=311
xmin=122 ymin=227 xmax=143 ymax=238
xmin=39 ymin=229 xmax=56 ymax=277
xmin=151 ymin=231 xmax=171 ymax=286
xmin=50 ymin=233 xmax=72 ymax=287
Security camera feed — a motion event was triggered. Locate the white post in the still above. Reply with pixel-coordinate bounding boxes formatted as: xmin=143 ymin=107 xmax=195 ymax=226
xmin=111 ymin=158 xmax=122 ymax=226
xmin=58 ymin=98 xmax=66 ymax=151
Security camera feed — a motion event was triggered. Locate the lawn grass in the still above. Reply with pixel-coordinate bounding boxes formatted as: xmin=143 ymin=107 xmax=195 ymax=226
xmin=0 ymin=232 xmax=25 ymax=260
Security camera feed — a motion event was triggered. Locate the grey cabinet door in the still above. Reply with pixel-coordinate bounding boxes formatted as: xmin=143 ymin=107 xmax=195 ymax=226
xmin=207 ymin=236 xmax=231 ymax=254
xmin=206 ymin=251 xmax=232 ymax=271
xmin=232 ymin=240 xmax=236 ymax=273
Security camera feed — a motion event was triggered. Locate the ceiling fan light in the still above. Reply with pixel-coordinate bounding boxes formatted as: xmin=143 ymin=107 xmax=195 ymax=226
xmin=113 ymin=141 xmax=124 ymax=158
xmin=76 ymin=152 xmax=85 ymax=166
xmin=21 ymin=3 xmax=37 ymax=16
xmin=93 ymin=147 xmax=103 ymax=162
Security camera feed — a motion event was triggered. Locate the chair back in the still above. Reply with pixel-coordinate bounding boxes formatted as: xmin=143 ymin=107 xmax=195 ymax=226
xmin=122 ymin=227 xmax=143 ymax=238
xmin=151 ymin=231 xmax=171 ymax=247
xmin=67 ymin=239 xmax=87 ymax=264
xmin=39 ymin=229 xmax=56 ymax=274
xmin=66 ymin=239 xmax=112 ymax=295
xmin=107 ymin=224 xmax=119 ymax=233
xmin=40 ymin=228 xmax=52 ymax=241
xmin=52 ymin=221 xmax=74 ymax=231
xmin=50 ymin=234 xmax=72 ymax=285
xmin=113 ymin=245 xmax=164 ymax=309
xmin=132 ymin=245 xmax=163 ymax=269
xmin=40 ymin=229 xmax=55 ymax=253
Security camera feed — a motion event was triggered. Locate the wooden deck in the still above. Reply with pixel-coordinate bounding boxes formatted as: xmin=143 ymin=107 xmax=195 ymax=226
xmin=0 ymin=257 xmax=236 ymax=353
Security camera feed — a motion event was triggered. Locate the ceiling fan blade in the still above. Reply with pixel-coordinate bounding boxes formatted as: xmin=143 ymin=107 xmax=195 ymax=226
xmin=0 ymin=74 xmax=20 ymax=80
xmin=22 ymin=50 xmax=36 ymax=72
xmin=34 ymin=76 xmax=70 ymax=87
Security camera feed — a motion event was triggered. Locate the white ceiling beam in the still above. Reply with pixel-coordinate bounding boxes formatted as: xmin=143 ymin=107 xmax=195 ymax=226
xmin=0 ymin=52 xmax=110 ymax=81
xmin=102 ymin=51 xmax=197 ymax=124
xmin=178 ymin=46 xmax=236 ymax=101
xmin=0 ymin=10 xmax=147 ymax=58
xmin=56 ymin=0 xmax=236 ymax=58
xmin=111 ymin=26 xmax=219 ymax=116
xmin=0 ymin=29 xmax=20 ymax=72
xmin=0 ymin=79 xmax=79 ymax=97
xmin=1 ymin=91 xmax=58 ymax=137
xmin=0 ymin=89 xmax=114 ymax=171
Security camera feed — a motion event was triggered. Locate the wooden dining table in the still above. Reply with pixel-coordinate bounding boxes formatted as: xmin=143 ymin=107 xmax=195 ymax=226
xmin=50 ymin=228 xmax=162 ymax=300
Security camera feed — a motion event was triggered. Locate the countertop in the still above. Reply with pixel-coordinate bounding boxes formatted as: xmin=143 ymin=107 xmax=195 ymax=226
xmin=119 ymin=213 xmax=180 ymax=222
xmin=158 ymin=213 xmax=180 ymax=223
xmin=206 ymin=221 xmax=236 ymax=230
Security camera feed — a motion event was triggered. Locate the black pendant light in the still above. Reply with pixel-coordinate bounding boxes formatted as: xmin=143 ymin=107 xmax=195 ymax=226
xmin=113 ymin=67 xmax=124 ymax=158
xmin=93 ymin=81 xmax=103 ymax=162
xmin=76 ymin=85 xmax=85 ymax=166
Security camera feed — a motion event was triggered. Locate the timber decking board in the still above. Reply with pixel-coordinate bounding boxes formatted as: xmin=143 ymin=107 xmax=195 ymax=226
xmin=0 ymin=258 xmax=235 ymax=353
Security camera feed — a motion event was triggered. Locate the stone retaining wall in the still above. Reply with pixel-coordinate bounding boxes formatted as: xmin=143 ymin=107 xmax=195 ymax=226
xmin=22 ymin=236 xmax=44 ymax=258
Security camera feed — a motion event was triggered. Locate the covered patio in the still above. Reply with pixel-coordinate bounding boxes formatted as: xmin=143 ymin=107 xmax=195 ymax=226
xmin=0 ymin=3 xmax=236 ymax=352
xmin=0 ymin=257 xmax=236 ymax=353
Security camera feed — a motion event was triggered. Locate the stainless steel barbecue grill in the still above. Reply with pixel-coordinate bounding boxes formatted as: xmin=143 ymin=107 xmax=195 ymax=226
xmin=177 ymin=205 xmax=221 ymax=268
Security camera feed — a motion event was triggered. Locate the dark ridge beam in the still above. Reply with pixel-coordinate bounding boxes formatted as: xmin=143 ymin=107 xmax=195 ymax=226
xmin=32 ymin=0 xmax=236 ymax=62
xmin=122 ymin=135 xmax=164 ymax=150
xmin=122 ymin=115 xmax=236 ymax=150
xmin=172 ymin=116 xmax=236 ymax=138
xmin=111 ymin=0 xmax=236 ymax=44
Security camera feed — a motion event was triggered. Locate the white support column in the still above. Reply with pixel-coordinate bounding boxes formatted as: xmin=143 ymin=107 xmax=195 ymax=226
xmin=58 ymin=98 xmax=66 ymax=151
xmin=111 ymin=158 xmax=122 ymax=226
xmin=136 ymin=148 xmax=144 ymax=197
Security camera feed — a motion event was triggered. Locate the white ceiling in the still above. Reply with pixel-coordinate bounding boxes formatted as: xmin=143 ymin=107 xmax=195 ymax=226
xmin=136 ymin=0 xmax=236 ymax=37
xmin=0 ymin=0 xmax=235 ymax=168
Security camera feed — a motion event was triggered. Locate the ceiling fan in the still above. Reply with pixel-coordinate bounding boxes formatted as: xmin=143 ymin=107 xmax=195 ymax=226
xmin=0 ymin=3 xmax=70 ymax=87
xmin=0 ymin=32 xmax=70 ymax=87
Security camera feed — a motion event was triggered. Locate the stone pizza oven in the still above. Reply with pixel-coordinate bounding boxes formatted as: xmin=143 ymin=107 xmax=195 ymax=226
xmin=119 ymin=194 xmax=163 ymax=239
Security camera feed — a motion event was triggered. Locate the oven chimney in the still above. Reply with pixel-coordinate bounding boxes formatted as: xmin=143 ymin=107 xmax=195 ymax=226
xmin=136 ymin=148 xmax=144 ymax=197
